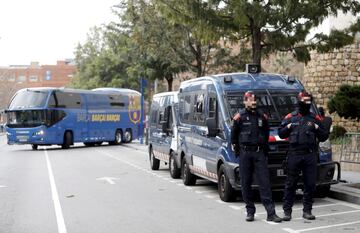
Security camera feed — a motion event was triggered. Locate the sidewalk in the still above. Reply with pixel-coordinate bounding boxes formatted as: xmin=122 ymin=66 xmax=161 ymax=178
xmin=329 ymin=170 xmax=360 ymax=205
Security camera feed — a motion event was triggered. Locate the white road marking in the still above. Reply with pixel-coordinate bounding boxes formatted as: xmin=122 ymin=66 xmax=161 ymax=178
xmin=96 ymin=177 xmax=119 ymax=185
xmin=262 ymin=220 xmax=279 ymax=225
xmin=283 ymin=220 xmax=360 ymax=232
xmin=216 ymin=200 xmax=225 ymax=204
xmin=205 ymin=194 xmax=217 ymax=199
xmin=185 ymin=187 xmax=192 ymax=190
xmin=256 ymin=203 xmax=340 ymax=215
xmin=324 ymin=197 xmax=360 ymax=210
xmin=0 ymin=185 xmax=7 ymax=188
xmin=45 ymin=149 xmax=67 ymax=233
xmin=293 ymin=209 xmax=360 ymax=220
xmin=228 ymin=205 xmax=243 ymax=210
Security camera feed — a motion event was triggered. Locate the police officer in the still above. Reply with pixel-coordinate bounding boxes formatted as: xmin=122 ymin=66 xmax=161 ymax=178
xmin=231 ymin=91 xmax=282 ymax=222
xmin=278 ymin=91 xmax=329 ymax=221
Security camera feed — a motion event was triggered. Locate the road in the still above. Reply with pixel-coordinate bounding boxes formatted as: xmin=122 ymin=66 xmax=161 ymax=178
xmin=0 ymin=135 xmax=359 ymax=233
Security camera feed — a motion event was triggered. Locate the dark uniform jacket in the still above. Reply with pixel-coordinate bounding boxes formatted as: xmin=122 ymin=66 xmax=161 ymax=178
xmin=278 ymin=111 xmax=329 ymax=151
xmin=231 ymin=109 xmax=269 ymax=147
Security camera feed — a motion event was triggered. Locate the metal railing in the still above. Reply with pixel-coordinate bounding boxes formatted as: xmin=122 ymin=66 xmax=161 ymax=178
xmin=340 ymin=132 xmax=360 ymax=164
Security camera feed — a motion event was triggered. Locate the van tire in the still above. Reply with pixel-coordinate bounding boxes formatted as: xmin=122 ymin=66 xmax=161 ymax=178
xmin=218 ymin=164 xmax=235 ymax=202
xmin=182 ymin=157 xmax=196 ymax=185
xmin=149 ymin=147 xmax=160 ymax=170
xmin=169 ymin=151 xmax=181 ymax=179
xmin=31 ymin=144 xmax=38 ymax=150
xmin=62 ymin=131 xmax=72 ymax=149
xmin=315 ymin=184 xmax=331 ymax=198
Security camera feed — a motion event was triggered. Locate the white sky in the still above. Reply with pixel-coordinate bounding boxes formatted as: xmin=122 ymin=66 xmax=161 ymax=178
xmin=0 ymin=0 xmax=119 ymax=66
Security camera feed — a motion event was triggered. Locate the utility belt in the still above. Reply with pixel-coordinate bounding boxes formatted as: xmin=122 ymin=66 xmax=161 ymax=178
xmin=287 ymin=148 xmax=315 ymax=155
xmin=240 ymin=145 xmax=266 ymax=152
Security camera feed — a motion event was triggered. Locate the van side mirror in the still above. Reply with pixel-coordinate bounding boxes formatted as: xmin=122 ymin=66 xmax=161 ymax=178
xmin=161 ymin=106 xmax=172 ymax=134
xmin=206 ymin=118 xmax=218 ymax=137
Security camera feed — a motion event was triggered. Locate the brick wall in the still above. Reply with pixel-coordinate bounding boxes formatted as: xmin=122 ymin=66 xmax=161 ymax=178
xmin=302 ymin=41 xmax=360 ymax=132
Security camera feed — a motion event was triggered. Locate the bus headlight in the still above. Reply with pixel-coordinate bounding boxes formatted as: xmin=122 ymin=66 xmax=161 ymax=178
xmin=34 ymin=130 xmax=44 ymax=136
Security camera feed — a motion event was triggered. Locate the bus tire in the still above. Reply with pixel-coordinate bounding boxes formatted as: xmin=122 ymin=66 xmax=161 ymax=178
xmin=182 ymin=157 xmax=196 ymax=186
xmin=62 ymin=131 xmax=72 ymax=149
xmin=149 ymin=147 xmax=160 ymax=170
xmin=169 ymin=151 xmax=181 ymax=179
xmin=124 ymin=129 xmax=132 ymax=143
xmin=31 ymin=144 xmax=38 ymax=150
xmin=218 ymin=164 xmax=235 ymax=202
xmin=110 ymin=129 xmax=122 ymax=145
xmin=84 ymin=142 xmax=95 ymax=147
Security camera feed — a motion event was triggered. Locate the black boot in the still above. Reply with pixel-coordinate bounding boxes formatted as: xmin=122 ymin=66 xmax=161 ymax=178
xmin=303 ymin=212 xmax=316 ymax=220
xmin=267 ymin=214 xmax=282 ymax=223
xmin=282 ymin=212 xmax=292 ymax=221
xmin=246 ymin=213 xmax=254 ymax=222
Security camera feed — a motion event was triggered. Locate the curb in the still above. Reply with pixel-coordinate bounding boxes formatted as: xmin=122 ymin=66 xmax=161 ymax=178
xmin=329 ymin=183 xmax=360 ymax=205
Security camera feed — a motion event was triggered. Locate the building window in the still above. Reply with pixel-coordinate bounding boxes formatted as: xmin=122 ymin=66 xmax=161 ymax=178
xmin=18 ymin=75 xmax=26 ymax=82
xmin=29 ymin=75 xmax=38 ymax=82
xmin=8 ymin=76 xmax=15 ymax=82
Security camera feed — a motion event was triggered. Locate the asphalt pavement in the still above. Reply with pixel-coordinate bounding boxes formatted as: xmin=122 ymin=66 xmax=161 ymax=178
xmin=0 ymin=135 xmax=360 ymax=233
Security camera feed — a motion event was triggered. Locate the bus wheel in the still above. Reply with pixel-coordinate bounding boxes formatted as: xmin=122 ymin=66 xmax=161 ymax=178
xmin=218 ymin=164 xmax=235 ymax=202
xmin=182 ymin=157 xmax=196 ymax=185
xmin=124 ymin=130 xmax=132 ymax=143
xmin=114 ymin=130 xmax=122 ymax=145
xmin=62 ymin=131 xmax=73 ymax=149
xmin=31 ymin=144 xmax=38 ymax=150
xmin=149 ymin=147 xmax=160 ymax=170
xmin=169 ymin=151 xmax=181 ymax=179
xmin=84 ymin=142 xmax=95 ymax=147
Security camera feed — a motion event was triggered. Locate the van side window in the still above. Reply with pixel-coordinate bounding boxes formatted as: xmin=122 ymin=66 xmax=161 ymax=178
xmin=183 ymin=95 xmax=192 ymax=122
xmin=193 ymin=94 xmax=205 ymax=123
xmin=209 ymin=97 xmax=216 ymax=118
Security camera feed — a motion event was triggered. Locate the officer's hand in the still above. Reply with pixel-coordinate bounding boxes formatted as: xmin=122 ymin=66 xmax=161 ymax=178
xmin=232 ymin=144 xmax=240 ymax=156
xmin=286 ymin=123 xmax=292 ymax=129
xmin=314 ymin=123 xmax=319 ymax=130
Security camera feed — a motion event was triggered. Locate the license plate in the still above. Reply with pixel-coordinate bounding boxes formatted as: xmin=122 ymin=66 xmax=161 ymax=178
xmin=17 ymin=136 xmax=29 ymax=142
xmin=277 ymin=169 xmax=285 ymax=176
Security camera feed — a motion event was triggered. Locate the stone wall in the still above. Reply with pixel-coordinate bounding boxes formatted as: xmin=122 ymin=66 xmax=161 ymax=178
xmin=332 ymin=144 xmax=360 ymax=172
xmin=302 ymin=41 xmax=360 ymax=132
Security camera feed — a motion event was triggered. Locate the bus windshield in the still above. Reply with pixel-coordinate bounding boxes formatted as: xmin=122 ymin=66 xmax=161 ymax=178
xmin=7 ymin=110 xmax=47 ymax=128
xmin=8 ymin=90 xmax=49 ymax=110
xmin=226 ymin=90 xmax=314 ymax=125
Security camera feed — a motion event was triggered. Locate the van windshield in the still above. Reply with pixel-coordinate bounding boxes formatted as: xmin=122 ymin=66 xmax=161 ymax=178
xmin=226 ymin=90 xmax=314 ymax=124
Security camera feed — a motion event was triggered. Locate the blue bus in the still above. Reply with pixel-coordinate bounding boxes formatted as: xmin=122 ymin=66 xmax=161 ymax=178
xmin=5 ymin=87 xmax=142 ymax=150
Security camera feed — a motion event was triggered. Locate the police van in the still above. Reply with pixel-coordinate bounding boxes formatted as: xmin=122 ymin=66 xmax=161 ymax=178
xmin=177 ymin=65 xmax=340 ymax=202
xmin=148 ymin=91 xmax=181 ymax=178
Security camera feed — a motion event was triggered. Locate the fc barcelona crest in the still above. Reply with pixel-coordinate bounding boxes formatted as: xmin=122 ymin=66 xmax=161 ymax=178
xmin=128 ymin=95 xmax=141 ymax=124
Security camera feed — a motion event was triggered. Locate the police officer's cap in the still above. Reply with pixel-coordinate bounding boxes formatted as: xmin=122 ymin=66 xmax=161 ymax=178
xmin=297 ymin=91 xmax=312 ymax=103
xmin=244 ymin=91 xmax=255 ymax=100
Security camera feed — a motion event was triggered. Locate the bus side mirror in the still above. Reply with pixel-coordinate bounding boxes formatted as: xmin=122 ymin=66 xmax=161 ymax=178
xmin=206 ymin=118 xmax=218 ymax=137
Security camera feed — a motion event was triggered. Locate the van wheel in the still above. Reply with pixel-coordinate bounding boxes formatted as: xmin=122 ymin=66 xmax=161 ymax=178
xmin=111 ymin=130 xmax=122 ymax=145
xmin=149 ymin=147 xmax=160 ymax=170
xmin=169 ymin=151 xmax=181 ymax=179
xmin=124 ymin=130 xmax=132 ymax=143
xmin=218 ymin=164 xmax=235 ymax=202
xmin=315 ymin=184 xmax=331 ymax=198
xmin=182 ymin=157 xmax=196 ymax=185
xmin=62 ymin=131 xmax=73 ymax=149
xmin=31 ymin=144 xmax=38 ymax=150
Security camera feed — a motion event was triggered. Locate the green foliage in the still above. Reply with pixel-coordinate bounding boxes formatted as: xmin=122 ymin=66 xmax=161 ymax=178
xmin=330 ymin=125 xmax=347 ymax=141
xmin=328 ymin=85 xmax=360 ymax=121
xmin=162 ymin=0 xmax=360 ymax=66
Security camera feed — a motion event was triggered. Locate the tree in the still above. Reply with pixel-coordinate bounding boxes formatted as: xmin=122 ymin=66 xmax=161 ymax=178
xmin=160 ymin=0 xmax=360 ymax=67
xmin=328 ymin=84 xmax=360 ymax=121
